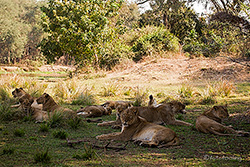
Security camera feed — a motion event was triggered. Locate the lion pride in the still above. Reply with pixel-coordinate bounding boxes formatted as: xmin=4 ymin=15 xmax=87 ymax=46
xmin=196 ymin=105 xmax=249 ymax=136
xmin=96 ymin=107 xmax=180 ymax=147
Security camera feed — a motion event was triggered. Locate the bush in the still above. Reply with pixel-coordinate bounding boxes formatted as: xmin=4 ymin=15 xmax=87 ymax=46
xmin=67 ymin=116 xmax=82 ymax=129
xmin=39 ymin=123 xmax=49 ymax=132
xmin=73 ymin=144 xmax=96 ymax=161
xmin=131 ymin=26 xmax=180 ymax=61
xmin=133 ymin=88 xmax=149 ymax=106
xmin=14 ymin=128 xmax=25 ymax=137
xmin=71 ymin=90 xmax=96 ymax=105
xmin=0 ymin=103 xmax=16 ymax=121
xmin=34 ymin=149 xmax=51 ymax=163
xmin=53 ymin=130 xmax=68 ymax=139
xmin=47 ymin=111 xmax=64 ymax=128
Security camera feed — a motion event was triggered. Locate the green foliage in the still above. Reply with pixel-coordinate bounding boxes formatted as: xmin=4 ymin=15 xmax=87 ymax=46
xmin=0 ymin=103 xmax=15 ymax=122
xmin=14 ymin=128 xmax=25 ymax=137
xmin=131 ymin=26 xmax=179 ymax=61
xmin=67 ymin=116 xmax=82 ymax=129
xmin=34 ymin=149 xmax=51 ymax=163
xmin=52 ymin=130 xmax=68 ymax=139
xmin=73 ymin=144 xmax=96 ymax=161
xmin=0 ymin=0 xmax=44 ymax=64
xmin=40 ymin=0 xmax=123 ymax=67
xmin=71 ymin=90 xmax=96 ymax=106
xmin=47 ymin=111 xmax=64 ymax=128
xmin=39 ymin=123 xmax=50 ymax=132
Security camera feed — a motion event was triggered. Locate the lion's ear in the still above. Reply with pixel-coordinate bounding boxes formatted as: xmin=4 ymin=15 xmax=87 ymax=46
xmin=45 ymin=93 xmax=49 ymax=98
xmin=20 ymin=88 xmax=23 ymax=90
xmin=213 ymin=106 xmax=218 ymax=110
xmin=133 ymin=108 xmax=139 ymax=115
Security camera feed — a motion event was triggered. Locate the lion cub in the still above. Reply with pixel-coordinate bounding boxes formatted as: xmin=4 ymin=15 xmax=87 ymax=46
xmin=196 ymin=105 xmax=249 ymax=136
xmin=96 ymin=107 xmax=180 ymax=148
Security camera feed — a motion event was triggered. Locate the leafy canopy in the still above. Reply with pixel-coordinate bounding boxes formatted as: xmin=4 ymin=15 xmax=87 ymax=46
xmin=40 ymin=0 xmax=123 ymax=67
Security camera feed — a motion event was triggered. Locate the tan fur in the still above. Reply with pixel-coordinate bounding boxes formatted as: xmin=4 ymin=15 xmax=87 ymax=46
xmin=196 ymin=106 xmax=249 ymax=136
xmin=136 ymin=101 xmax=192 ymax=126
xmin=77 ymin=105 xmax=112 ymax=118
xmin=11 ymin=88 xmax=42 ymax=110
xmin=97 ymin=104 xmax=126 ymax=128
xmin=36 ymin=93 xmax=76 ymax=118
xmin=101 ymin=100 xmax=133 ymax=110
xmin=20 ymin=98 xmax=48 ymax=123
xmin=96 ymin=107 xmax=180 ymax=147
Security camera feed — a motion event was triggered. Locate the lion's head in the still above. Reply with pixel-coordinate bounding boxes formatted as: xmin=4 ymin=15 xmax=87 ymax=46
xmin=120 ymin=108 xmax=139 ymax=127
xmin=36 ymin=93 xmax=52 ymax=105
xmin=169 ymin=101 xmax=186 ymax=114
xmin=204 ymin=105 xmax=229 ymax=122
xmin=12 ymin=88 xmax=26 ymax=98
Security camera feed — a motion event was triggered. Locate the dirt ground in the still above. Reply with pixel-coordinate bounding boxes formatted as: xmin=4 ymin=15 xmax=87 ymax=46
xmin=1 ymin=56 xmax=249 ymax=83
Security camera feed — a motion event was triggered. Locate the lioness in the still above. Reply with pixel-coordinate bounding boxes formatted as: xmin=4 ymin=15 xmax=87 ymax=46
xmin=196 ymin=105 xmax=249 ymax=136
xmin=77 ymin=105 xmax=112 ymax=118
xmin=97 ymin=104 xmax=126 ymax=128
xmin=138 ymin=100 xmax=192 ymax=126
xmin=11 ymin=88 xmax=42 ymax=110
xmin=101 ymin=100 xmax=133 ymax=110
xmin=96 ymin=107 xmax=180 ymax=148
xmin=20 ymin=98 xmax=48 ymax=123
xmin=36 ymin=93 xmax=76 ymax=117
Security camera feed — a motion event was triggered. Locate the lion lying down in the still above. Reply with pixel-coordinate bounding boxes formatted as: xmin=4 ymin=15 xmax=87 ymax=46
xmin=77 ymin=105 xmax=112 ymax=118
xmin=36 ymin=93 xmax=76 ymax=118
xmin=20 ymin=98 xmax=48 ymax=123
xmin=101 ymin=100 xmax=133 ymax=110
xmin=96 ymin=107 xmax=180 ymax=148
xmin=196 ymin=105 xmax=249 ymax=136
xmin=98 ymin=95 xmax=192 ymax=128
xmin=11 ymin=88 xmax=42 ymax=110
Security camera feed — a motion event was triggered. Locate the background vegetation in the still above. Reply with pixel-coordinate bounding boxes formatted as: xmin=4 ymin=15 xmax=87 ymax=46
xmin=0 ymin=0 xmax=249 ymax=69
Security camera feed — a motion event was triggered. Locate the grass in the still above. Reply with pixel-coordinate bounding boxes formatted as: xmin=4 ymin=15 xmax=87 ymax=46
xmin=0 ymin=69 xmax=250 ymax=166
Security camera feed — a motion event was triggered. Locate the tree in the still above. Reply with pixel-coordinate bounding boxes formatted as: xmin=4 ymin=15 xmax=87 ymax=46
xmin=0 ymin=0 xmax=44 ymax=64
xmin=40 ymin=0 xmax=123 ymax=68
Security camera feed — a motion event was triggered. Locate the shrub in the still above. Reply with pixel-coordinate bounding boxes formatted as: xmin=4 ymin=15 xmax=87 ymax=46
xmin=101 ymin=82 xmax=120 ymax=97
xmin=133 ymin=88 xmax=149 ymax=106
xmin=53 ymin=130 xmax=68 ymax=139
xmin=71 ymin=90 xmax=96 ymax=105
xmin=73 ymin=144 xmax=96 ymax=161
xmin=0 ymin=103 xmax=16 ymax=121
xmin=67 ymin=116 xmax=82 ymax=129
xmin=131 ymin=26 xmax=179 ymax=61
xmin=34 ymin=149 xmax=51 ymax=163
xmin=47 ymin=111 xmax=64 ymax=128
xmin=14 ymin=128 xmax=25 ymax=137
xmin=39 ymin=123 xmax=49 ymax=132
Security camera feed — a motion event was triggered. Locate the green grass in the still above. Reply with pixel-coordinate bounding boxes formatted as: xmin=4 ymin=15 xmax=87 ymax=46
xmin=0 ymin=72 xmax=250 ymax=166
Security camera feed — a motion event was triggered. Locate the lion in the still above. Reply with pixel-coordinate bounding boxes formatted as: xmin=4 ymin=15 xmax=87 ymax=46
xmin=137 ymin=100 xmax=192 ymax=126
xmin=196 ymin=105 xmax=249 ymax=136
xmin=19 ymin=98 xmax=48 ymax=123
xmin=77 ymin=105 xmax=112 ymax=118
xmin=36 ymin=93 xmax=76 ymax=118
xmin=101 ymin=100 xmax=133 ymax=110
xmin=96 ymin=107 xmax=180 ymax=148
xmin=97 ymin=104 xmax=126 ymax=128
xmin=11 ymin=88 xmax=42 ymax=110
